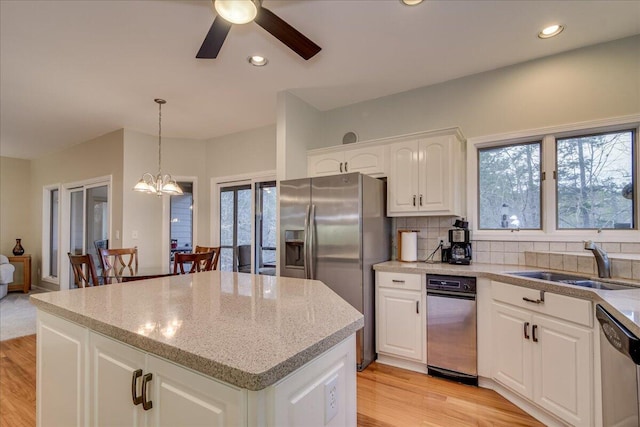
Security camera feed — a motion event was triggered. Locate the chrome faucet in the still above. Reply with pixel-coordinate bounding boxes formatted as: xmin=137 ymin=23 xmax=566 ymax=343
xmin=584 ymin=241 xmax=611 ymax=278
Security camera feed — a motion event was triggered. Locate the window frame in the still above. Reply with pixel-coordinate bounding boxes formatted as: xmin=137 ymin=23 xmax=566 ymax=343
xmin=467 ymin=114 xmax=640 ymax=242
xmin=41 ymin=184 xmax=62 ymax=285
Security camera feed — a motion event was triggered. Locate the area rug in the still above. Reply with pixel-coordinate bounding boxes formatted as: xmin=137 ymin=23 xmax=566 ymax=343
xmin=0 ymin=288 xmax=47 ymax=341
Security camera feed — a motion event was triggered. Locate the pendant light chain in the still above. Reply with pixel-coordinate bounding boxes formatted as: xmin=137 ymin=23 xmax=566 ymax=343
xmin=157 ymin=99 xmax=163 ymax=176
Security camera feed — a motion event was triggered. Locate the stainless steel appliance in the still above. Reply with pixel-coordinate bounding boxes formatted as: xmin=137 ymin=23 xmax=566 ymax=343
xmin=279 ymin=173 xmax=390 ymax=370
xmin=596 ymin=304 xmax=640 ymax=426
xmin=426 ymin=274 xmax=477 ymax=385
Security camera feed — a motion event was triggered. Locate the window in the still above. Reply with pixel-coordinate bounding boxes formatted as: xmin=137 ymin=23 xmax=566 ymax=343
xmin=556 ymin=130 xmax=634 ymax=229
xmin=472 ymin=120 xmax=638 ymax=237
xmin=256 ymin=181 xmax=276 ymax=275
xmin=478 ymin=142 xmax=541 ymax=230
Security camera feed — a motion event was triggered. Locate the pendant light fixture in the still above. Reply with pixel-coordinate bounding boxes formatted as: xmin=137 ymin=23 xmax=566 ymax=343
xmin=133 ymin=99 xmax=183 ymax=196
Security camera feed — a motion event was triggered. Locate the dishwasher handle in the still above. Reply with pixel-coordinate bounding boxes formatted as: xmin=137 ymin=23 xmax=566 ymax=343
xmin=427 ymin=289 xmax=476 ymax=300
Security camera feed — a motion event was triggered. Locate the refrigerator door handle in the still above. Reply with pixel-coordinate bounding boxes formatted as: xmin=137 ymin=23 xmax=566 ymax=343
xmin=309 ymin=204 xmax=316 ymax=280
xmin=304 ymin=204 xmax=310 ymax=279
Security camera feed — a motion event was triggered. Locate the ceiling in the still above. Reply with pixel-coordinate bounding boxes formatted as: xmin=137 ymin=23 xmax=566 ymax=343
xmin=1 ymin=0 xmax=639 ymax=159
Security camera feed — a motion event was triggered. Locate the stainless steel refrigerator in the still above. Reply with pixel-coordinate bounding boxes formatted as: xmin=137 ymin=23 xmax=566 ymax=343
xmin=279 ymin=172 xmax=390 ymax=370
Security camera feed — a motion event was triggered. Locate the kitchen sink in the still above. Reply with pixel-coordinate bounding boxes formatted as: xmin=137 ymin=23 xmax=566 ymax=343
xmin=507 ymin=271 xmax=637 ymax=291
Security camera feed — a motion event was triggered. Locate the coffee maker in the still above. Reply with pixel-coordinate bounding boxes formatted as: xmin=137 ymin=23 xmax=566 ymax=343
xmin=448 ymin=219 xmax=472 ymax=265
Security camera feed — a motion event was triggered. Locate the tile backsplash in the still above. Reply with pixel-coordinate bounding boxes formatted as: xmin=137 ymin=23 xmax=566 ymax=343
xmin=393 ymin=216 xmax=640 ymax=280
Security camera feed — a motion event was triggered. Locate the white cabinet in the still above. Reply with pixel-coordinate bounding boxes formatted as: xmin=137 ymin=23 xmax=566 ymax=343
xmin=37 ymin=310 xmax=89 ymax=427
xmin=307 ymin=144 xmax=386 ymax=177
xmin=387 ymin=129 xmax=465 ymax=216
xmin=491 ymin=282 xmax=593 ymax=427
xmin=375 ymin=272 xmax=426 ymax=365
xmin=89 ymin=332 xmax=245 ymax=427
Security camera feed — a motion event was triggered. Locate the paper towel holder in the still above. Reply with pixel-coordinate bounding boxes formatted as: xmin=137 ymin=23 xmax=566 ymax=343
xmin=398 ymin=229 xmax=419 ymax=262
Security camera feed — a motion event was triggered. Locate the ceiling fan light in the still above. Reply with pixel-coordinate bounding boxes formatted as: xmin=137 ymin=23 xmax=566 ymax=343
xmin=400 ymin=0 xmax=423 ymax=5
xmin=215 ymin=0 xmax=259 ymax=25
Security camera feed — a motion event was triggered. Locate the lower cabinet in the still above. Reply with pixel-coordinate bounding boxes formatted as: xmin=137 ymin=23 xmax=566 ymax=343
xmin=491 ymin=282 xmax=593 ymax=427
xmin=38 ymin=310 xmax=357 ymax=427
xmin=90 ymin=332 xmax=245 ymax=426
xmin=376 ymin=272 xmax=426 ymax=365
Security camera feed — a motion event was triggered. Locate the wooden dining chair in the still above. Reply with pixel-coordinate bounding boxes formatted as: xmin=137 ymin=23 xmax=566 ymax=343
xmin=99 ymin=247 xmax=138 ymax=271
xmin=195 ymin=245 xmax=221 ymax=270
xmin=173 ymin=251 xmax=215 ymax=274
xmin=68 ymin=253 xmax=100 ymax=288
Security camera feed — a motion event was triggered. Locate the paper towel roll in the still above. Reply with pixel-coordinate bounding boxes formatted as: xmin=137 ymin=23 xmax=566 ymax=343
xmin=400 ymin=231 xmax=418 ymax=262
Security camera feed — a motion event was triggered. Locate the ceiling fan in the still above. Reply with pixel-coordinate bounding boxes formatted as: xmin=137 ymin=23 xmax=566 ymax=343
xmin=196 ymin=0 xmax=321 ymax=60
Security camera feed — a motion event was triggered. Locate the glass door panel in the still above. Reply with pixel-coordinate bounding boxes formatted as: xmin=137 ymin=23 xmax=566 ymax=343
xmin=169 ymin=182 xmax=194 ymax=268
xmin=256 ymin=181 xmax=276 ymax=275
xmin=86 ymin=185 xmax=109 ymax=276
xmin=219 ymin=184 xmax=251 ymax=272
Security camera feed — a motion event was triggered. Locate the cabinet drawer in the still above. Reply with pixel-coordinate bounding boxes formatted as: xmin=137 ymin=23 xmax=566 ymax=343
xmin=378 ymin=272 xmax=422 ymax=291
xmin=491 ymin=281 xmax=592 ymax=327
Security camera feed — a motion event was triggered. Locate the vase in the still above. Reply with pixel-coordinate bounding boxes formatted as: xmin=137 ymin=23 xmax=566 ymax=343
xmin=12 ymin=238 xmax=24 ymax=256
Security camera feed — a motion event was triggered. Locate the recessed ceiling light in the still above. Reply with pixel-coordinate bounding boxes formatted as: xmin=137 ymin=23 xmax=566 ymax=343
xmin=248 ymin=55 xmax=268 ymax=67
xmin=538 ymin=24 xmax=564 ymax=39
xmin=401 ymin=0 xmax=423 ymax=5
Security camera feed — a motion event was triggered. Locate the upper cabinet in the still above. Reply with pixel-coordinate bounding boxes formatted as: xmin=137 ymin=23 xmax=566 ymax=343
xmin=387 ymin=129 xmax=465 ymax=217
xmin=307 ymin=144 xmax=386 ymax=178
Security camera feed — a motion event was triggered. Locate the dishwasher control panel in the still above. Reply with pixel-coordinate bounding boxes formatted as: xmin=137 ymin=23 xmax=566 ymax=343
xmin=426 ymin=274 xmax=476 ymax=294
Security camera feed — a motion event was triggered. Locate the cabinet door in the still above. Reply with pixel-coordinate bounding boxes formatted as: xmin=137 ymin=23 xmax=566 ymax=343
xmin=37 ymin=310 xmax=89 ymax=427
xmin=418 ymin=137 xmax=451 ymax=213
xmin=89 ymin=332 xmax=146 ymax=427
xmin=533 ymin=315 xmax=592 ymax=427
xmin=307 ymin=152 xmax=344 ymax=177
xmin=146 ymin=354 xmax=246 ymax=427
xmin=343 ymin=145 xmax=386 ymax=176
xmin=377 ymin=287 xmax=423 ymax=361
xmin=491 ymin=302 xmax=533 ymax=399
xmin=387 ymin=140 xmax=419 ymax=214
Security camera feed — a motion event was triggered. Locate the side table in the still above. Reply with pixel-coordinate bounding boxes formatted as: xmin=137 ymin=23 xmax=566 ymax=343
xmin=8 ymin=254 xmax=31 ymax=293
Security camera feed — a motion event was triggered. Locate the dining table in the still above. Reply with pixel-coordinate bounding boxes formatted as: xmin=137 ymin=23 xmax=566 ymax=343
xmin=102 ymin=266 xmax=177 ymax=283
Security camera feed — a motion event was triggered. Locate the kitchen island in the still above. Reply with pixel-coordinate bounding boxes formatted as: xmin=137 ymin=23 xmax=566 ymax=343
xmin=30 ymin=271 xmax=364 ymax=426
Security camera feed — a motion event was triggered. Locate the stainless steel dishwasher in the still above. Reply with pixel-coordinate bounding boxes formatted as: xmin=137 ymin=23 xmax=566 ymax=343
xmin=596 ymin=304 xmax=640 ymax=426
xmin=426 ymin=274 xmax=477 ymax=385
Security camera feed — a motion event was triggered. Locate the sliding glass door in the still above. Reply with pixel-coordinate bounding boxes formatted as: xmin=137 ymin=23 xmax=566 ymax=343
xmin=169 ymin=181 xmax=194 ymax=267
xmin=219 ymin=184 xmax=252 ymax=272
xmin=68 ymin=184 xmax=109 ymax=288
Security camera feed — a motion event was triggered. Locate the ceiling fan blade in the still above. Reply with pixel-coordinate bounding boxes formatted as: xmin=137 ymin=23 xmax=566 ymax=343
xmin=196 ymin=16 xmax=232 ymax=59
xmin=254 ymin=6 xmax=321 ymax=60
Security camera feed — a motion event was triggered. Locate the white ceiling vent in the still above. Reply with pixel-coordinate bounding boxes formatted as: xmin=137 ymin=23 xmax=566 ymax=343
xmin=342 ymin=131 xmax=358 ymax=145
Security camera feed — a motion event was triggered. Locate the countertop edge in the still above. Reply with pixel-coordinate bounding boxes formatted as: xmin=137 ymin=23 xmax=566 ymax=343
xmin=373 ymin=261 xmax=640 ymax=336
xmin=30 ymin=297 xmax=364 ymax=391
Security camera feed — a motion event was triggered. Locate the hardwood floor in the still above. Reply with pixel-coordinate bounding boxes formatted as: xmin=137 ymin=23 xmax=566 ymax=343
xmin=0 ymin=335 xmax=36 ymax=427
xmin=0 ymin=335 xmax=543 ymax=426
xmin=357 ymin=363 xmax=544 ymax=426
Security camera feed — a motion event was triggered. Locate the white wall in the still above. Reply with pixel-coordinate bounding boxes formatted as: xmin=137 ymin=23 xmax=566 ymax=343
xmin=319 ymin=35 xmax=640 ymax=145
xmin=276 ymin=91 xmax=322 ymax=180
xmin=1 ymin=157 xmax=32 ymax=256
xmin=205 ymin=124 xmax=276 ymax=179
xmin=122 ymin=129 xmax=206 ymax=268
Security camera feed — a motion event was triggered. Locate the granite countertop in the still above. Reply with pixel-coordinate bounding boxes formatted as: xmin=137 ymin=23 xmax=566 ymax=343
xmin=374 ymin=261 xmax=640 ymax=336
xmin=30 ymin=271 xmax=364 ymax=391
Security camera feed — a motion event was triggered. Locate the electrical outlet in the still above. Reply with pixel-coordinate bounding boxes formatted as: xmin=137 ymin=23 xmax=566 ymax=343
xmin=438 ymin=235 xmax=449 ymax=247
xmin=324 ymin=375 xmax=339 ymax=424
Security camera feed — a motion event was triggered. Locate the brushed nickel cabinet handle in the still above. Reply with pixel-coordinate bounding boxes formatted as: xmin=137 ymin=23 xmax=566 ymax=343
xmin=419 ymin=194 xmax=423 ymax=206
xmin=340 ymin=162 xmax=343 ymax=173
xmin=416 ymin=301 xmax=419 ymax=314
xmin=345 ymin=162 xmax=348 ymax=172
xmin=532 ymin=325 xmax=538 ymax=343
xmin=131 ymin=369 xmax=143 ymax=405
xmin=141 ymin=373 xmax=153 ymax=411
xmin=523 ymin=322 xmax=530 ymax=340
xmin=391 ymin=279 xmax=405 ymax=283
xmin=523 ymin=297 xmax=542 ymax=304
xmin=413 ymin=195 xmax=416 ymax=206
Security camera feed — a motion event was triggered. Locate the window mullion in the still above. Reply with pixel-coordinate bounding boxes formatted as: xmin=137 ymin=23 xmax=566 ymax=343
xmin=542 ymin=135 xmax=557 ymax=234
